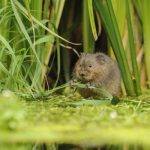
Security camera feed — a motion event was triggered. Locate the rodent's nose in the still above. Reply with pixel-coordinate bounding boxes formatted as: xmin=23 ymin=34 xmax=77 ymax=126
xmin=80 ymin=73 xmax=85 ymax=77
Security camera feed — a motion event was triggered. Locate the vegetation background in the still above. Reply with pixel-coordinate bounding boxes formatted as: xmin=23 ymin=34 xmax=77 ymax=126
xmin=1 ymin=0 xmax=149 ymax=96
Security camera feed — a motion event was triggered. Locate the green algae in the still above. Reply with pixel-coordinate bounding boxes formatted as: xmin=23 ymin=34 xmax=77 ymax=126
xmin=0 ymin=90 xmax=25 ymax=130
xmin=1 ymin=93 xmax=150 ymax=148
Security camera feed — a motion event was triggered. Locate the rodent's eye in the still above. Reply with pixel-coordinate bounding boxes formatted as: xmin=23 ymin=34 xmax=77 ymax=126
xmin=79 ymin=64 xmax=82 ymax=67
xmin=88 ymin=65 xmax=92 ymax=68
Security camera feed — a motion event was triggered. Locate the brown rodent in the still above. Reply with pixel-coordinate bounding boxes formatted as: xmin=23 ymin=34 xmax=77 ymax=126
xmin=72 ymin=53 xmax=121 ymax=98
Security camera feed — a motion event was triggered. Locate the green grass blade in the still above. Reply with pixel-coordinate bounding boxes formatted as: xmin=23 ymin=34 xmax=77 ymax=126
xmin=35 ymin=35 xmax=54 ymax=45
xmin=87 ymin=0 xmax=98 ymax=40
xmin=132 ymin=0 xmax=142 ymax=21
xmin=125 ymin=0 xmax=141 ymax=95
xmin=15 ymin=0 xmax=80 ymax=46
xmin=71 ymin=82 xmax=113 ymax=100
xmin=53 ymin=37 xmax=61 ymax=88
xmin=0 ymin=34 xmax=15 ymax=59
xmin=83 ymin=0 xmax=95 ymax=53
xmin=0 ymin=62 xmax=9 ymax=75
xmin=29 ymin=0 xmax=42 ymax=20
xmin=10 ymin=0 xmax=41 ymax=64
xmin=112 ymin=0 xmax=126 ymax=37
xmin=139 ymin=0 xmax=150 ymax=88
xmin=43 ymin=0 xmax=50 ymax=19
xmin=55 ymin=0 xmax=66 ymax=28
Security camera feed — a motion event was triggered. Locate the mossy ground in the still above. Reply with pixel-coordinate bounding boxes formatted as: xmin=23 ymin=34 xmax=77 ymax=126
xmin=1 ymin=92 xmax=150 ymax=149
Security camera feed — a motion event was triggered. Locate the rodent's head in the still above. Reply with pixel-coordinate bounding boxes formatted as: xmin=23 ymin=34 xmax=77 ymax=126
xmin=74 ymin=53 xmax=111 ymax=83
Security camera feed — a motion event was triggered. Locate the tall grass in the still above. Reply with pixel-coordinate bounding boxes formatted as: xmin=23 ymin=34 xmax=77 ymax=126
xmin=83 ymin=0 xmax=95 ymax=53
xmin=0 ymin=0 xmax=150 ymax=96
xmin=93 ymin=0 xmax=136 ymax=96
xmin=137 ymin=0 xmax=150 ymax=88
xmin=0 ymin=0 xmax=68 ymax=94
xmin=125 ymin=0 xmax=141 ymax=95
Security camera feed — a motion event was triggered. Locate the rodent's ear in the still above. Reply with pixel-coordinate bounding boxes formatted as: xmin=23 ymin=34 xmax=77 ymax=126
xmin=95 ymin=53 xmax=106 ymax=64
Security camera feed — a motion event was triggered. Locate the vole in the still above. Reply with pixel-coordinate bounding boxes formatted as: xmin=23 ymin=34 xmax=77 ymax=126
xmin=72 ymin=53 xmax=121 ymax=98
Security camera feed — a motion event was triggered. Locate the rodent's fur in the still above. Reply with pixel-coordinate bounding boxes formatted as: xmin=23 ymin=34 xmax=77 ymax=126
xmin=72 ymin=53 xmax=121 ymax=97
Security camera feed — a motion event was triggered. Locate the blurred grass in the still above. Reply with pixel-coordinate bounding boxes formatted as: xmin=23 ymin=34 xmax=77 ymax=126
xmin=0 ymin=144 xmax=33 ymax=150
xmin=1 ymin=92 xmax=150 ymax=149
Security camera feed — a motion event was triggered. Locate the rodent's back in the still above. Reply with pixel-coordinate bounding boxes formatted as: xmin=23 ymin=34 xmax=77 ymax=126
xmin=73 ymin=53 xmax=121 ymax=97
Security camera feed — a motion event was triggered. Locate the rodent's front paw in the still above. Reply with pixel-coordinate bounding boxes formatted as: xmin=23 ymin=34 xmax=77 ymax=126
xmin=69 ymin=79 xmax=78 ymax=87
xmin=86 ymin=82 xmax=91 ymax=88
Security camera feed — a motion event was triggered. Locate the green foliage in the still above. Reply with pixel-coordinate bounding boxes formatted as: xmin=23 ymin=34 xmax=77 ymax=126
xmin=0 ymin=0 xmax=67 ymax=94
xmin=87 ymin=0 xmax=98 ymax=40
xmin=136 ymin=0 xmax=150 ymax=88
xmin=71 ymin=82 xmax=113 ymax=100
xmin=112 ymin=0 xmax=126 ymax=37
xmin=83 ymin=0 xmax=95 ymax=53
xmin=125 ymin=0 xmax=141 ymax=95
xmin=0 ymin=0 xmax=149 ymax=97
xmin=93 ymin=0 xmax=136 ymax=96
